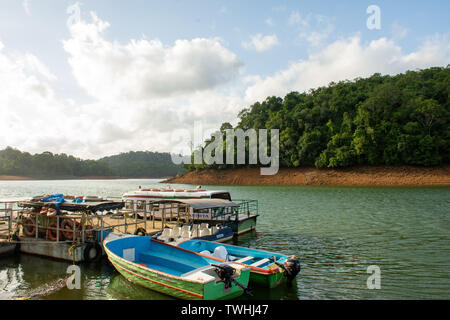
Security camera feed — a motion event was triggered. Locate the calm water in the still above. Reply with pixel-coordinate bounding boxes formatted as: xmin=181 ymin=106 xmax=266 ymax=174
xmin=0 ymin=179 xmax=449 ymax=300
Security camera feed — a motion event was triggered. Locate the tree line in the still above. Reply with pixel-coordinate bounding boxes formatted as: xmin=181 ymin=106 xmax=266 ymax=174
xmin=184 ymin=66 xmax=449 ymax=170
xmin=0 ymin=148 xmax=185 ymax=178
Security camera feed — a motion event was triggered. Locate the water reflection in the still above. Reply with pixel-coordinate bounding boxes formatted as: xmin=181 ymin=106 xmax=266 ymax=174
xmin=106 ymin=271 xmax=174 ymax=300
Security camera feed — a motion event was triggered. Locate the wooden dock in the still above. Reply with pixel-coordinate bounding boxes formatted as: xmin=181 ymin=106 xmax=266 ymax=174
xmin=0 ymin=213 xmax=178 ymax=262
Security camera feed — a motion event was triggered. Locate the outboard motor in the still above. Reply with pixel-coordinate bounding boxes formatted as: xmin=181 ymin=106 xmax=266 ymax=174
xmin=212 ymin=264 xmax=253 ymax=296
xmin=273 ymin=256 xmax=301 ymax=287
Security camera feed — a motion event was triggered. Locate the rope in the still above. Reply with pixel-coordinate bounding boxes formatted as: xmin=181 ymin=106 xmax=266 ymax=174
xmin=68 ymin=242 xmax=82 ymax=264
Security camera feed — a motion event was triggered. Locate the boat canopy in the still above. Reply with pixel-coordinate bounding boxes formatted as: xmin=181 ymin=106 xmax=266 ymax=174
xmin=150 ymin=199 xmax=239 ymax=210
xmin=19 ymin=200 xmax=125 ymax=212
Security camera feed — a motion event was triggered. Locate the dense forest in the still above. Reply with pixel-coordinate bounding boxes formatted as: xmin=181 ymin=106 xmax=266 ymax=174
xmin=185 ymin=66 xmax=449 ymax=170
xmin=100 ymin=151 xmax=185 ymax=178
xmin=0 ymin=148 xmax=184 ymax=178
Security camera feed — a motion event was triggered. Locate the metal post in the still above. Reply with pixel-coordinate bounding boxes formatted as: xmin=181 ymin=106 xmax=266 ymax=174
xmin=35 ymin=213 xmax=38 ymax=239
xmin=144 ymin=201 xmax=147 ymax=233
xmin=82 ymin=214 xmax=85 ymax=243
xmin=124 ymin=210 xmax=127 ymax=234
xmin=162 ymin=204 xmax=165 ymax=231
xmin=8 ymin=209 xmax=11 ymax=238
xmin=151 ymin=203 xmax=155 ymax=229
xmin=100 ymin=215 xmax=104 ymax=242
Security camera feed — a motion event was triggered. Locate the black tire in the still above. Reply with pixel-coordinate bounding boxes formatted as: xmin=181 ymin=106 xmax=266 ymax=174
xmin=12 ymin=233 xmax=21 ymax=254
xmin=84 ymin=242 xmax=102 ymax=262
xmin=134 ymin=228 xmax=147 ymax=236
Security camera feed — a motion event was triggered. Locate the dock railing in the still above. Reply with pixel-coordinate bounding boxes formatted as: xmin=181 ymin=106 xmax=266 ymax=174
xmin=0 ymin=200 xmax=160 ymax=245
xmin=231 ymin=200 xmax=259 ymax=217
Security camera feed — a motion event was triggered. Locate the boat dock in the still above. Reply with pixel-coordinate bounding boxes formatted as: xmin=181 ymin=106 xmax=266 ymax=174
xmin=0 ymin=196 xmax=259 ymax=263
xmin=0 ymin=198 xmax=184 ymax=262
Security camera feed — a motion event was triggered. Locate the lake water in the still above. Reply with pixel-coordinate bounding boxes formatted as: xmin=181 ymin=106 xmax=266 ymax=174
xmin=0 ymin=179 xmax=449 ymax=300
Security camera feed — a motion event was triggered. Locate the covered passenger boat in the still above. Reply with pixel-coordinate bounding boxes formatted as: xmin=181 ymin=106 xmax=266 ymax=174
xmin=144 ymin=199 xmax=258 ymax=238
xmin=122 ymin=186 xmax=232 ymax=214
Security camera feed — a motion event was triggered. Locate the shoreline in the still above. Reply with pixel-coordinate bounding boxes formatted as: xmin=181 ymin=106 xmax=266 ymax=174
xmin=0 ymin=176 xmax=172 ymax=181
xmin=163 ymin=166 xmax=450 ymax=187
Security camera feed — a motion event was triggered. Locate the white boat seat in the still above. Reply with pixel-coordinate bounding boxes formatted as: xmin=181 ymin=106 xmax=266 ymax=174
xmin=250 ymin=258 xmax=270 ymax=267
xmin=180 ymin=230 xmax=191 ymax=240
xmin=157 ymin=228 xmax=173 ymax=242
xmin=199 ymin=229 xmax=210 ymax=237
xmin=191 ymin=227 xmax=200 ymax=237
xmin=235 ymin=256 xmax=254 ymax=264
xmin=171 ymin=227 xmax=181 ymax=238
xmin=161 ymin=228 xmax=172 ymax=237
xmin=200 ymin=223 xmax=209 ymax=229
xmin=181 ymin=225 xmax=191 ymax=233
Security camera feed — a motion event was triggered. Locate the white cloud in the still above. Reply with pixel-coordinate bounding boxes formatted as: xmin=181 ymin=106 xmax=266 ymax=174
xmin=289 ymin=11 xmax=334 ymax=47
xmin=391 ymin=22 xmax=409 ymax=40
xmin=244 ymin=34 xmax=450 ymax=102
xmin=242 ymin=33 xmax=279 ymax=52
xmin=265 ymin=18 xmax=275 ymax=27
xmin=63 ymin=12 xmax=242 ymax=102
xmin=0 ymin=12 xmax=247 ymax=158
xmin=22 ymin=0 xmax=31 ymax=16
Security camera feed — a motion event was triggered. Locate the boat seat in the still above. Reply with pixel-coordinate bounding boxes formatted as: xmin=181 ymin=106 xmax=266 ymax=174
xmin=157 ymin=228 xmax=173 ymax=242
xmin=181 ymin=265 xmax=214 ymax=277
xmin=192 ymin=224 xmax=202 ymax=237
xmin=191 ymin=227 xmax=200 ymax=238
xmin=200 ymin=223 xmax=209 ymax=229
xmin=250 ymin=258 xmax=270 ymax=267
xmin=199 ymin=228 xmax=211 ymax=237
xmin=171 ymin=227 xmax=181 ymax=238
xmin=180 ymin=230 xmax=191 ymax=241
xmin=235 ymin=256 xmax=254 ymax=264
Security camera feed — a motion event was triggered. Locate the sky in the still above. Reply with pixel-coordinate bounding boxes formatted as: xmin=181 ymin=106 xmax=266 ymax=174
xmin=0 ymin=0 xmax=448 ymax=159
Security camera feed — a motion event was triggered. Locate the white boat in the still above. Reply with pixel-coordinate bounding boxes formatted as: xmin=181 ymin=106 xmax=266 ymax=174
xmin=122 ymin=186 xmax=232 ymax=216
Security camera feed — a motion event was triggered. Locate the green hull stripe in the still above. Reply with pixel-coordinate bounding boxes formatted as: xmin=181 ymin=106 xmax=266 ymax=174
xmin=112 ymin=259 xmax=204 ymax=299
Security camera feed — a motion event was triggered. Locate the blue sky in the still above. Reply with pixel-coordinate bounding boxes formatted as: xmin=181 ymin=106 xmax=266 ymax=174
xmin=0 ymin=1 xmax=448 ymax=158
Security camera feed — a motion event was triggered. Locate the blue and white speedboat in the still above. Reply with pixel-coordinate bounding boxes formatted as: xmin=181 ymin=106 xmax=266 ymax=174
xmin=177 ymin=239 xmax=300 ymax=288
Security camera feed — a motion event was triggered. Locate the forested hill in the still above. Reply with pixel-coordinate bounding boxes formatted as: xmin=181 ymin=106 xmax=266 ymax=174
xmin=0 ymin=148 xmax=185 ymax=179
xmin=185 ymin=66 xmax=449 ymax=171
xmin=100 ymin=151 xmax=185 ymax=178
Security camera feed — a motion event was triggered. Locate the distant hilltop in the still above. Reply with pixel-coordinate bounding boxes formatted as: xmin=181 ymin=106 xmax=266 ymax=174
xmin=0 ymin=148 xmax=186 ymax=180
xmin=183 ymin=66 xmax=450 ymax=172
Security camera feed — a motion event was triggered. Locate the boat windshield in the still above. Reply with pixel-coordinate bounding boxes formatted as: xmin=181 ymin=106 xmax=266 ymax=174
xmin=211 ymin=192 xmax=231 ymax=201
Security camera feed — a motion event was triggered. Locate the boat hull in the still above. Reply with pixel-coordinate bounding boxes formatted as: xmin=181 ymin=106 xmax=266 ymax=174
xmin=250 ymin=270 xmax=285 ymax=288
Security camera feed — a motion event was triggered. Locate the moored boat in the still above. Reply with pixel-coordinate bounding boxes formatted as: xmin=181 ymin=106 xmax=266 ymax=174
xmin=154 ymin=223 xmax=234 ymax=245
xmin=103 ymin=233 xmax=251 ymax=300
xmin=122 ymin=186 xmax=232 ymax=213
xmin=177 ymin=240 xmax=300 ymax=288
